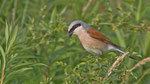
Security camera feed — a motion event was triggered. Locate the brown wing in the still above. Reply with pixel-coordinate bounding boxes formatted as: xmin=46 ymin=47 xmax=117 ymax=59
xmin=87 ymin=28 xmax=118 ymax=47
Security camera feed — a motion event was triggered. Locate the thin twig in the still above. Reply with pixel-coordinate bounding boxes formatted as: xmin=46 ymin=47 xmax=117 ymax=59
xmin=1 ymin=68 xmax=5 ymax=84
xmin=106 ymin=52 xmax=129 ymax=77
xmin=103 ymin=52 xmax=129 ymax=83
xmin=127 ymin=57 xmax=150 ymax=72
xmin=136 ymin=68 xmax=150 ymax=84
xmin=34 ymin=31 xmax=49 ymax=48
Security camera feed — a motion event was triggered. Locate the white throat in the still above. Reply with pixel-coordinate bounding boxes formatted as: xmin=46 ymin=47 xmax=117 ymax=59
xmin=73 ymin=26 xmax=86 ymax=35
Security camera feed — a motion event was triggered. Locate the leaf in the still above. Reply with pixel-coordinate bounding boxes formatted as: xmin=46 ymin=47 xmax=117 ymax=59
xmin=7 ymin=26 xmax=18 ymax=53
xmin=6 ymin=68 xmax=32 ymax=79
xmin=31 ymin=63 xmax=47 ymax=67
xmin=0 ymin=45 xmax=5 ymax=61
xmin=11 ymin=63 xmax=47 ymax=70
xmin=5 ymin=23 xmax=9 ymax=49
xmin=11 ymin=63 xmax=33 ymax=69
xmin=0 ymin=45 xmax=6 ymax=65
xmin=49 ymin=7 xmax=57 ymax=24
xmin=130 ymin=72 xmax=138 ymax=80
xmin=7 ymin=55 xmax=42 ymax=65
xmin=0 ymin=45 xmax=6 ymax=78
xmin=59 ymin=6 xmax=67 ymax=15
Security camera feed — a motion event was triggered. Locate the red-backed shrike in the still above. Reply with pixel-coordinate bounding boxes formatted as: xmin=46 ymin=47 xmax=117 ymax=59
xmin=68 ymin=20 xmax=132 ymax=58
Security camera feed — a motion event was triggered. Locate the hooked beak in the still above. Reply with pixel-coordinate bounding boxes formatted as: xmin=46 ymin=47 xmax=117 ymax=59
xmin=68 ymin=32 xmax=73 ymax=37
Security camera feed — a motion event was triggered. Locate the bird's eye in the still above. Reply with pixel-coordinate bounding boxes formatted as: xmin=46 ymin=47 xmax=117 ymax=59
xmin=69 ymin=23 xmax=81 ymax=33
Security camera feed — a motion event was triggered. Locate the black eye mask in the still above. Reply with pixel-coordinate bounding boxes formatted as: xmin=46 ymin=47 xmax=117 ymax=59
xmin=68 ymin=23 xmax=81 ymax=33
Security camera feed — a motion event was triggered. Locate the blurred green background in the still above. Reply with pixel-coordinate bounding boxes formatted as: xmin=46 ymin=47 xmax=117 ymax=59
xmin=0 ymin=0 xmax=150 ymax=84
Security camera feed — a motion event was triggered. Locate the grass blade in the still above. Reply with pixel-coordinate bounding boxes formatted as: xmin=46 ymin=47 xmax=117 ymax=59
xmin=115 ymin=29 xmax=126 ymax=48
xmin=136 ymin=0 xmax=142 ymax=22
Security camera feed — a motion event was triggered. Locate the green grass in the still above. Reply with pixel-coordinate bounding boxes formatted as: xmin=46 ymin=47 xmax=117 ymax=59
xmin=0 ymin=0 xmax=150 ymax=84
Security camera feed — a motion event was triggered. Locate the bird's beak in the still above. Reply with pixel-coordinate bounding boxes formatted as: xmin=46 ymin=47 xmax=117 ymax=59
xmin=68 ymin=32 xmax=73 ymax=37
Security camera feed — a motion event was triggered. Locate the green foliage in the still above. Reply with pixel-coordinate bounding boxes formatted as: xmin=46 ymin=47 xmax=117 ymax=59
xmin=0 ymin=0 xmax=150 ymax=84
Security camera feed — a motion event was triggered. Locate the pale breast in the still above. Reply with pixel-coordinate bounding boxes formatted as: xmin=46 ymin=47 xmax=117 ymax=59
xmin=78 ymin=31 xmax=107 ymax=55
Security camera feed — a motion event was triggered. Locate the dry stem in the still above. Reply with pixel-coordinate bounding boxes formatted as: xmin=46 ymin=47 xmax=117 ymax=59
xmin=106 ymin=52 xmax=129 ymax=77
xmin=128 ymin=57 xmax=150 ymax=72
xmin=103 ymin=52 xmax=129 ymax=84
xmin=102 ymin=52 xmax=129 ymax=84
xmin=1 ymin=68 xmax=5 ymax=84
xmin=137 ymin=68 xmax=150 ymax=84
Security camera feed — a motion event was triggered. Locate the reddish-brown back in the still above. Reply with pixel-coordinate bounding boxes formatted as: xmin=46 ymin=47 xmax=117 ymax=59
xmin=87 ymin=28 xmax=118 ymax=47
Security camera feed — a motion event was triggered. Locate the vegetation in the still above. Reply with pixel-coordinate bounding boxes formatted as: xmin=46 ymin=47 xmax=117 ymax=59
xmin=0 ymin=0 xmax=150 ymax=84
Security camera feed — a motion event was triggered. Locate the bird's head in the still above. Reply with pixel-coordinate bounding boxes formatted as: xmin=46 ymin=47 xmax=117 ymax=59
xmin=68 ymin=20 xmax=91 ymax=37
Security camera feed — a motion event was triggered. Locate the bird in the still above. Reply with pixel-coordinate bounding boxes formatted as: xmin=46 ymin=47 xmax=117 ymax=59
xmin=68 ymin=20 xmax=134 ymax=59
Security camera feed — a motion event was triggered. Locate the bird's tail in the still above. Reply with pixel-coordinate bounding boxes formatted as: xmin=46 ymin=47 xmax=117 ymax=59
xmin=114 ymin=48 xmax=125 ymax=54
xmin=114 ymin=48 xmax=136 ymax=60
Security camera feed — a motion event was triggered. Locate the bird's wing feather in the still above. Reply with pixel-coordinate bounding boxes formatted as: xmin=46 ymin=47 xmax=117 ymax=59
xmin=87 ymin=28 xmax=137 ymax=59
xmin=87 ymin=28 xmax=119 ymax=47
